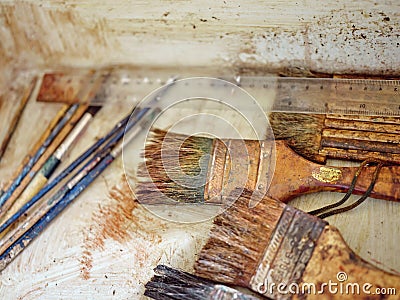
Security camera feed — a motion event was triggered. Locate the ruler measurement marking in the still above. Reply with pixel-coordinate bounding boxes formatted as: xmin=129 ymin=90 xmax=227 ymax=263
xmin=106 ymin=75 xmax=400 ymax=116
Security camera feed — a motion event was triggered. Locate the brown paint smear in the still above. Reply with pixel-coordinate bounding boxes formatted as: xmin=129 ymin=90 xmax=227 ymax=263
xmin=80 ymin=176 xmax=161 ymax=280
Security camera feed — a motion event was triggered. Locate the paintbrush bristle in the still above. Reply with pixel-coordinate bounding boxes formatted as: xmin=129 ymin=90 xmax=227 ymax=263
xmin=144 ymin=265 xmax=260 ymax=300
xmin=269 ymin=112 xmax=326 ymax=163
xmin=136 ymin=129 xmax=216 ymax=203
xmin=86 ymin=105 xmax=102 ymax=116
xmin=194 ymin=189 xmax=285 ymax=287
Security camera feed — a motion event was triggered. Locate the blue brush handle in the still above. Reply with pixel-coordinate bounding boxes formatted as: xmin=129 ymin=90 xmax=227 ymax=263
xmin=0 ymin=113 xmax=131 ymax=234
xmin=0 ymin=107 xmax=148 ymax=234
xmin=0 ymin=107 xmax=152 ymax=265
xmin=0 ymin=104 xmax=79 ymax=207
xmin=0 ymin=154 xmax=115 ymax=270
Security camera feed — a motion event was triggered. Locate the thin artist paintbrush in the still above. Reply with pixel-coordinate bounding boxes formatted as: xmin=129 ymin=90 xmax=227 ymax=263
xmin=0 ymin=76 xmax=177 ymax=245
xmin=0 ymin=110 xmax=133 ymax=236
xmin=0 ymin=71 xmax=101 ymax=201
xmin=0 ymin=108 xmax=159 ymax=271
xmin=0 ymin=104 xmax=71 ymax=199
xmin=0 ymin=72 xmax=107 ymax=222
xmin=194 ymin=189 xmax=400 ymax=299
xmin=0 ymin=77 xmax=37 ymax=163
xmin=0 ymin=105 xmax=153 ymax=241
xmin=145 ymin=264 xmax=261 ymax=300
xmin=0 ymin=103 xmax=78 ymax=203
xmin=0 ymin=116 xmax=136 ymax=252
xmin=0 ymin=105 xmax=102 ymax=221
xmin=269 ymin=112 xmax=400 ymax=164
xmin=136 ymin=130 xmax=400 ymax=205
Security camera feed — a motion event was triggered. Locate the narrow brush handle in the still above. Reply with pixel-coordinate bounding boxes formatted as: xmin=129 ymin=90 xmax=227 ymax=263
xmin=298 ymin=226 xmax=400 ymax=299
xmin=0 ymin=104 xmax=88 ymax=216
xmin=268 ymin=141 xmax=400 ymax=202
xmin=0 ymin=105 xmax=91 ymax=223
xmin=0 ymin=104 xmax=78 ymax=206
xmin=0 ymin=105 xmax=70 ymax=195
xmin=0 ymin=107 xmax=158 ymax=271
xmin=0 ymin=154 xmax=115 ymax=272
xmin=0 ymin=113 xmax=130 ymax=235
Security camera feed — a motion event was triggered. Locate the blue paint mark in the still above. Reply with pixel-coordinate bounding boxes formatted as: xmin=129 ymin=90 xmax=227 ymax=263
xmin=0 ymin=104 xmax=79 ymax=208
xmin=0 ymin=154 xmax=115 ymax=266
xmin=0 ymin=112 xmax=131 ymax=235
xmin=0 ymin=105 xmax=154 ymax=269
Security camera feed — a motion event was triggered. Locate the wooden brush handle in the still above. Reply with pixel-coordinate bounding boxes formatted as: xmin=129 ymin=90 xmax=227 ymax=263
xmin=268 ymin=141 xmax=400 ymax=202
xmin=299 ymin=226 xmax=400 ymax=299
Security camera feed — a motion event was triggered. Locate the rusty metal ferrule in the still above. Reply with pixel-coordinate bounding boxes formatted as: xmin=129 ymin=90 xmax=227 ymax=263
xmin=249 ymin=206 xmax=328 ymax=299
xmin=204 ymin=138 xmax=275 ymax=204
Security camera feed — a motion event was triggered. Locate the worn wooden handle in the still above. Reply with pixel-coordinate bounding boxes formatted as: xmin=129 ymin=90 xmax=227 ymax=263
xmin=267 ymin=141 xmax=400 ymax=202
xmin=298 ymin=226 xmax=400 ymax=299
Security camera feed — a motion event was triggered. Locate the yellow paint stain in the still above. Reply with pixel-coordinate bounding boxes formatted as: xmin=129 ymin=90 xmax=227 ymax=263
xmin=312 ymin=166 xmax=342 ymax=183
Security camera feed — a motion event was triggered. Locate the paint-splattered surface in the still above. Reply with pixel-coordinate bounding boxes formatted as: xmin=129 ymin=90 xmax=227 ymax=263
xmin=0 ymin=1 xmax=399 ymax=87
xmin=0 ymin=68 xmax=398 ymax=299
xmin=0 ymin=1 xmax=399 ymax=298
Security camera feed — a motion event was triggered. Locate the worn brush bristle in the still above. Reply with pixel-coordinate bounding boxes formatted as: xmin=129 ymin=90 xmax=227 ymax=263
xmin=269 ymin=112 xmax=326 ymax=163
xmin=86 ymin=104 xmax=102 ymax=116
xmin=144 ymin=265 xmax=260 ymax=300
xmin=136 ymin=129 xmax=215 ymax=204
xmin=144 ymin=265 xmax=217 ymax=300
xmin=194 ymin=189 xmax=285 ymax=287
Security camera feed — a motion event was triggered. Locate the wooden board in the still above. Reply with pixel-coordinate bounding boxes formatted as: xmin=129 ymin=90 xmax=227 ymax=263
xmin=0 ymin=1 xmax=399 ymax=299
xmin=0 ymin=68 xmax=398 ymax=299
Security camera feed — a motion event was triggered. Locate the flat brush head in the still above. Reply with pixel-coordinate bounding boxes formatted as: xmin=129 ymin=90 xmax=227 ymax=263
xmin=269 ymin=112 xmax=326 ymax=163
xmin=194 ymin=189 xmax=285 ymax=287
xmin=136 ymin=129 xmax=215 ymax=203
xmin=145 ymin=265 xmax=260 ymax=300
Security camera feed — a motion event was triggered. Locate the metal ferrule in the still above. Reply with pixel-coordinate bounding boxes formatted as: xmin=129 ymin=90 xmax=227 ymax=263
xmin=249 ymin=206 xmax=327 ymax=299
xmin=204 ymin=138 xmax=275 ymax=204
xmin=209 ymin=285 xmax=260 ymax=300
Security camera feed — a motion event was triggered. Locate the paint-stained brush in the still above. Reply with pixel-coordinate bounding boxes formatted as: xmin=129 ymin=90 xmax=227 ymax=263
xmin=0 ymin=110 xmax=132 ymax=237
xmin=269 ymin=112 xmax=400 ymax=164
xmin=0 ymin=72 xmax=108 ymax=222
xmin=0 ymin=108 xmax=159 ymax=271
xmin=194 ymin=189 xmax=400 ymax=299
xmin=0 ymin=107 xmax=152 ymax=248
xmin=0 ymin=103 xmax=78 ymax=202
xmin=145 ymin=265 xmax=261 ymax=300
xmin=136 ymin=129 xmax=400 ymax=205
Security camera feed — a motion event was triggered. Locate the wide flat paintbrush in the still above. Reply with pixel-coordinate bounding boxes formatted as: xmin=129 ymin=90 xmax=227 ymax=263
xmin=269 ymin=112 xmax=400 ymax=164
xmin=145 ymin=264 xmax=260 ymax=300
xmin=136 ymin=129 xmax=400 ymax=205
xmin=194 ymin=189 xmax=400 ymax=299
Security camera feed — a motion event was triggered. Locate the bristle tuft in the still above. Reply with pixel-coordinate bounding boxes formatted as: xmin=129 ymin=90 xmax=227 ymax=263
xmin=144 ymin=265 xmax=215 ymax=300
xmin=135 ymin=129 xmax=214 ymax=204
xmin=86 ymin=105 xmax=102 ymax=116
xmin=194 ymin=189 xmax=285 ymax=287
xmin=269 ymin=112 xmax=326 ymax=163
xmin=145 ymin=265 xmax=260 ymax=300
